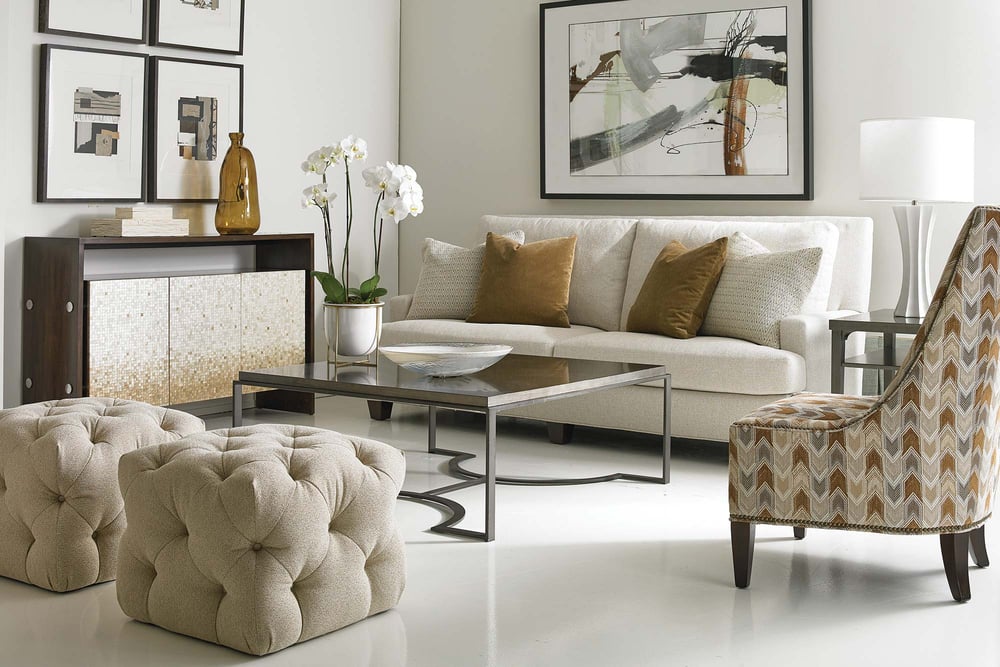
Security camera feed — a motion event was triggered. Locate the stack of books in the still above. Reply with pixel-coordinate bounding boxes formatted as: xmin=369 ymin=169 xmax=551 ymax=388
xmin=91 ymin=206 xmax=190 ymax=237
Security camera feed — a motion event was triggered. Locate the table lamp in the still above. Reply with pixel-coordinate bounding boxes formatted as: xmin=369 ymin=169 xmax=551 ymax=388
xmin=859 ymin=117 xmax=975 ymax=318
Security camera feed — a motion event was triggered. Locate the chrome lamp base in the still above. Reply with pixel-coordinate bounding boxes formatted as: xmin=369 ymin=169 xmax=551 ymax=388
xmin=893 ymin=204 xmax=934 ymax=318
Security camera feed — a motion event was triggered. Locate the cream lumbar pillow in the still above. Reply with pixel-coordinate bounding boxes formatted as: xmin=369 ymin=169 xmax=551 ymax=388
xmin=701 ymin=245 xmax=822 ymax=348
xmin=407 ymin=231 xmax=525 ymax=320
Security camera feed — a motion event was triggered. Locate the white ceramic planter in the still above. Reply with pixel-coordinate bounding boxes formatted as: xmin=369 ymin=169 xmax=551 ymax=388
xmin=323 ymin=302 xmax=384 ymax=359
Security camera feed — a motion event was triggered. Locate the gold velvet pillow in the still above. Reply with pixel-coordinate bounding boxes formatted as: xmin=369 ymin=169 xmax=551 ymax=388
xmin=626 ymin=237 xmax=729 ymax=339
xmin=467 ymin=233 xmax=577 ymax=327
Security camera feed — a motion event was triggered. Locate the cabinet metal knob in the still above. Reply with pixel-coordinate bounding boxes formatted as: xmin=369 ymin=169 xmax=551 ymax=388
xmin=66 ymin=302 xmax=74 ymax=313
xmin=64 ymin=384 xmax=73 ymax=395
xmin=24 ymin=378 xmax=32 ymax=389
xmin=25 ymin=299 xmax=33 ymax=311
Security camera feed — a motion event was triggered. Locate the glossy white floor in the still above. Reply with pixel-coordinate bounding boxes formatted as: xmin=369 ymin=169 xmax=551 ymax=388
xmin=1 ymin=396 xmax=998 ymax=666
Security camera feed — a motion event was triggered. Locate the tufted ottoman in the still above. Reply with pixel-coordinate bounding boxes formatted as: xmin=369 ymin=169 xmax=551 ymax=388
xmin=0 ymin=398 xmax=205 ymax=592
xmin=116 ymin=424 xmax=407 ymax=656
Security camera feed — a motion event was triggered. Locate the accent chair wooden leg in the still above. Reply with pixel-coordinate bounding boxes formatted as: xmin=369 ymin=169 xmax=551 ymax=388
xmin=969 ymin=526 xmax=990 ymax=568
xmin=731 ymin=521 xmax=756 ymax=589
xmin=793 ymin=527 xmax=806 ymax=540
xmin=547 ymin=422 xmax=575 ymax=445
xmin=367 ymin=400 xmax=393 ymax=421
xmin=941 ymin=531 xmax=972 ymax=602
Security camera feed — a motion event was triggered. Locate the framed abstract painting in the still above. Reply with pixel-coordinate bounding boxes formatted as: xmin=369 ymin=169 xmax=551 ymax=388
xmin=39 ymin=0 xmax=147 ymax=43
xmin=151 ymin=0 xmax=245 ymax=54
xmin=148 ymin=56 xmax=243 ymax=202
xmin=540 ymin=0 xmax=812 ymax=200
xmin=37 ymin=45 xmax=148 ymax=202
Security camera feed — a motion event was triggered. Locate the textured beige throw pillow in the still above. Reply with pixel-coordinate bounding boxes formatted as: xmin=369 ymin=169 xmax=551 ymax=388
xmin=407 ymin=231 xmax=525 ymax=320
xmin=701 ymin=246 xmax=823 ymax=348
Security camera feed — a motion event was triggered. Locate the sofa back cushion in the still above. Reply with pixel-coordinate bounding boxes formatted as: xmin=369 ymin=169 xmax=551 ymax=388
xmin=621 ymin=219 xmax=840 ymax=330
xmin=481 ymin=215 xmax=637 ymax=331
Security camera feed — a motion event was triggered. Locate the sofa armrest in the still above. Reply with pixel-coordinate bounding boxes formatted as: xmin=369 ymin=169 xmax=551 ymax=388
xmin=780 ymin=310 xmax=865 ymax=394
xmin=387 ymin=294 xmax=413 ymax=322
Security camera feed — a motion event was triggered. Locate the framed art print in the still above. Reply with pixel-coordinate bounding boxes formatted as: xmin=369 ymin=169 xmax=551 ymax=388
xmin=149 ymin=56 xmax=243 ymax=202
xmin=151 ymin=0 xmax=245 ymax=54
xmin=37 ymin=45 xmax=148 ymax=202
xmin=39 ymin=0 xmax=147 ymax=43
xmin=540 ymin=0 xmax=812 ymax=200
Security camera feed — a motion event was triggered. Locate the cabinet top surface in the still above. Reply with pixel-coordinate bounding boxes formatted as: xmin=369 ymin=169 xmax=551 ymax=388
xmin=27 ymin=234 xmax=314 ymax=248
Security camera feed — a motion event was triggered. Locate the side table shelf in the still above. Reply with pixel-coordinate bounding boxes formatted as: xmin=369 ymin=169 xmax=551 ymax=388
xmin=829 ymin=309 xmax=922 ymax=394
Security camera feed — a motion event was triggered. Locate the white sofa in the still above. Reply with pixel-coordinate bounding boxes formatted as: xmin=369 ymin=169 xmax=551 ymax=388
xmin=382 ymin=215 xmax=873 ymax=442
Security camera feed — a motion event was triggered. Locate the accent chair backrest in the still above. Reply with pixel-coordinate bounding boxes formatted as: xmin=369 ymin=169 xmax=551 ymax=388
xmin=869 ymin=206 xmax=1000 ymax=528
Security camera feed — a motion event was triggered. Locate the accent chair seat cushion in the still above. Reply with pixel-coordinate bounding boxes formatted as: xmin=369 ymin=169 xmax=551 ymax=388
xmin=115 ymin=424 xmax=407 ymax=656
xmin=0 ymin=398 xmax=204 ymax=592
xmin=553 ymin=332 xmax=807 ymax=395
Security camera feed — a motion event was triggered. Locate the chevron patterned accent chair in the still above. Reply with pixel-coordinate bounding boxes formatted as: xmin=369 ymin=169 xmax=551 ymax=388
xmin=729 ymin=206 xmax=1000 ymax=602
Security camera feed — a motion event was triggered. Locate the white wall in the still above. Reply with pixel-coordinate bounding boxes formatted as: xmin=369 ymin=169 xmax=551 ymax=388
xmin=399 ymin=0 xmax=998 ymax=308
xmin=2 ymin=0 xmax=400 ymax=406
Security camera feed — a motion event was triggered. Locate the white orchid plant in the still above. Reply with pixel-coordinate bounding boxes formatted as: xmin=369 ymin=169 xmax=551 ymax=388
xmin=302 ymin=135 xmax=423 ymax=304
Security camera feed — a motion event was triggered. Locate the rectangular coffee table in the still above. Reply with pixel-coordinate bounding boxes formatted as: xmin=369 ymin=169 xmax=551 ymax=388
xmin=233 ymin=353 xmax=670 ymax=542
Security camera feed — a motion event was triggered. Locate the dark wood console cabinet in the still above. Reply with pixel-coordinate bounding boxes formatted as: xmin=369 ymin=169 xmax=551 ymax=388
xmin=22 ymin=234 xmax=315 ymax=415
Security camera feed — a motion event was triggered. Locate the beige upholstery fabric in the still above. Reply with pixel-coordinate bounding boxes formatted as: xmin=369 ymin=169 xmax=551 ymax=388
xmin=481 ymin=215 xmax=637 ymax=331
xmin=623 ymin=219 xmax=838 ymax=328
xmin=701 ymin=247 xmax=822 ymax=347
xmin=116 ymin=424 xmax=406 ymax=656
xmin=407 ymin=231 xmax=524 ymax=320
xmin=553 ymin=331 xmax=806 ymax=395
xmin=380 ymin=319 xmax=602 ymax=356
xmin=0 ymin=398 xmax=204 ymax=592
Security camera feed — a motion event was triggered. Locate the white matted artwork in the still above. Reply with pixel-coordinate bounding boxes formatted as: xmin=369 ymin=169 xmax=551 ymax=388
xmin=38 ymin=45 xmax=147 ymax=202
xmin=150 ymin=57 xmax=242 ymax=202
xmin=541 ymin=0 xmax=812 ymax=200
xmin=152 ymin=0 xmax=245 ymax=54
xmin=40 ymin=0 xmax=146 ymax=43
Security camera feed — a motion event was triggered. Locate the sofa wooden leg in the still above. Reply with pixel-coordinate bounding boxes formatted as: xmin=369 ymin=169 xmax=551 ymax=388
xmin=547 ymin=422 xmax=575 ymax=445
xmin=941 ymin=531 xmax=972 ymax=602
xmin=793 ymin=527 xmax=806 ymax=540
xmin=969 ymin=526 xmax=990 ymax=568
xmin=731 ymin=521 xmax=756 ymax=589
xmin=367 ymin=401 xmax=393 ymax=421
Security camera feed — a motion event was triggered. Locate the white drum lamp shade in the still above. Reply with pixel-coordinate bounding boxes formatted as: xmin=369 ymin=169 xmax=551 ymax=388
xmin=859 ymin=117 xmax=975 ymax=318
xmin=860 ymin=118 xmax=975 ymax=203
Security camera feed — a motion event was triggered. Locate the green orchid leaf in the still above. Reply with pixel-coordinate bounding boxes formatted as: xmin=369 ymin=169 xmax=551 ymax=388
xmin=372 ymin=287 xmax=388 ymax=299
xmin=359 ymin=274 xmax=380 ymax=296
xmin=312 ymin=270 xmax=346 ymax=304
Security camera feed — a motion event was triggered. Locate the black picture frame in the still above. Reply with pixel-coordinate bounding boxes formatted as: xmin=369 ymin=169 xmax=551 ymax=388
xmin=38 ymin=44 xmax=149 ymax=203
xmin=540 ymin=0 xmax=813 ymax=200
xmin=39 ymin=0 xmax=148 ymax=44
xmin=150 ymin=0 xmax=245 ymax=55
xmin=148 ymin=55 xmax=244 ymax=202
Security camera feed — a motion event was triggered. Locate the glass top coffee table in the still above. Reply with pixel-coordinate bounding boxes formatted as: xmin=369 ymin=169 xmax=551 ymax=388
xmin=233 ymin=353 xmax=671 ymax=542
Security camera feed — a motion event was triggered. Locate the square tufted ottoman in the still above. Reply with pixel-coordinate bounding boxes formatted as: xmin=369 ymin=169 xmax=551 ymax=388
xmin=0 ymin=398 xmax=205 ymax=592
xmin=116 ymin=424 xmax=407 ymax=656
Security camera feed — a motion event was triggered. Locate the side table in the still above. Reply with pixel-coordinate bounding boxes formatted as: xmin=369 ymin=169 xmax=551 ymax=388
xmin=829 ymin=309 xmax=923 ymax=394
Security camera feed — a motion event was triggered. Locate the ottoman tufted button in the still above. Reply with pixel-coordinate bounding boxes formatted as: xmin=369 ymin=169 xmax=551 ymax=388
xmin=252 ymin=543 xmax=262 ymax=552
xmin=57 ymin=495 xmax=65 ymax=503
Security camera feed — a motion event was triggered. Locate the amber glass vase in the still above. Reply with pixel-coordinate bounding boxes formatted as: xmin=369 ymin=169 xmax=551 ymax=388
xmin=215 ymin=132 xmax=261 ymax=235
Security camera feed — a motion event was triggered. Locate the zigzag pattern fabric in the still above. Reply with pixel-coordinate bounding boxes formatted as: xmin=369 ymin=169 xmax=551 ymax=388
xmin=730 ymin=206 xmax=1000 ymax=534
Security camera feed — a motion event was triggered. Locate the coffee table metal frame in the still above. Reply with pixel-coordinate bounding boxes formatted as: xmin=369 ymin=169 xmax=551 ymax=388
xmin=233 ymin=360 xmax=670 ymax=542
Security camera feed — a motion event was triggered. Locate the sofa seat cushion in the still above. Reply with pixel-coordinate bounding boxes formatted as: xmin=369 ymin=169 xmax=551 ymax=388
xmin=381 ymin=320 xmax=603 ymax=356
xmin=552 ymin=332 xmax=806 ymax=395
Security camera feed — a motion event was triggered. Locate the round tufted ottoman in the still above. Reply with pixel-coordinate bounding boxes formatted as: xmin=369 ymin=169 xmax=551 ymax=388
xmin=115 ymin=424 xmax=407 ymax=656
xmin=0 ymin=398 xmax=205 ymax=592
